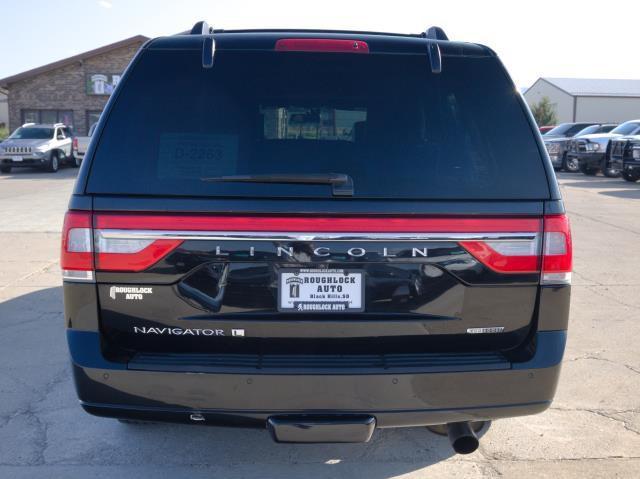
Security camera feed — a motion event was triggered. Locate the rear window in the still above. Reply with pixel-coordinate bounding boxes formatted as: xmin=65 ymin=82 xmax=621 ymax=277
xmin=87 ymin=49 xmax=549 ymax=199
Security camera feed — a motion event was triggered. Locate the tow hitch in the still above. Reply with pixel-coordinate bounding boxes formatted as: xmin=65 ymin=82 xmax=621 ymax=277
xmin=267 ymin=415 xmax=376 ymax=443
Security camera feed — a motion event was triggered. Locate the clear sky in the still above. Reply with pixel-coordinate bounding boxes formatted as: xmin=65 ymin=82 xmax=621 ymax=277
xmin=1 ymin=0 xmax=639 ymax=88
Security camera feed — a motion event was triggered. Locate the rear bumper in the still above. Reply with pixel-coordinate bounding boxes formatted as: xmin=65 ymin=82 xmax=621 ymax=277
xmin=624 ymin=161 xmax=640 ymax=173
xmin=0 ymin=156 xmax=48 ymax=167
xmin=68 ymin=329 xmax=566 ymax=428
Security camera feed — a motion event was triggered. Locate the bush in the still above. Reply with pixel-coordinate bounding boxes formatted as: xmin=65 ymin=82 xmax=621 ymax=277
xmin=531 ymin=97 xmax=558 ymax=126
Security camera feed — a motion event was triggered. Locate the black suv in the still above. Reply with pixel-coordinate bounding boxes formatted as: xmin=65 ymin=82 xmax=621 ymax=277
xmin=62 ymin=23 xmax=571 ymax=453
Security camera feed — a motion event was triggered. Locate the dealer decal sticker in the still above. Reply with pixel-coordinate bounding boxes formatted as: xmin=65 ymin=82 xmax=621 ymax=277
xmin=109 ymin=286 xmax=153 ymax=301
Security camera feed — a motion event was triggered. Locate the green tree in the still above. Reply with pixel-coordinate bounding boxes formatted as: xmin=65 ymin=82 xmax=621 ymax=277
xmin=530 ymin=96 xmax=558 ymax=126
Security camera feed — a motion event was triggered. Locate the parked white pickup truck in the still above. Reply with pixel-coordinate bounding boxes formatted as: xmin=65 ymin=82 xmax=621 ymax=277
xmin=73 ymin=123 xmax=97 ymax=163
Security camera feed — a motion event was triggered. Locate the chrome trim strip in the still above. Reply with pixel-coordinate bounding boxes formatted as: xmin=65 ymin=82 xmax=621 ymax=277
xmin=97 ymin=229 xmax=538 ymax=242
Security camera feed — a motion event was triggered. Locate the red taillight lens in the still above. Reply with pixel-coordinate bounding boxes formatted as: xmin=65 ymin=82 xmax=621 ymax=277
xmin=458 ymin=214 xmax=572 ymax=284
xmin=94 ymin=236 xmax=182 ymax=272
xmin=61 ymin=211 xmax=94 ymax=281
xmin=458 ymin=240 xmax=540 ymax=273
xmin=61 ymin=211 xmax=184 ymax=276
xmin=541 ymin=214 xmax=572 ymax=285
xmin=93 ymin=214 xmax=183 ymax=272
xmin=275 ymin=38 xmax=370 ymax=54
xmin=92 ymin=214 xmax=541 ymax=233
xmin=72 ymin=137 xmax=78 ymax=150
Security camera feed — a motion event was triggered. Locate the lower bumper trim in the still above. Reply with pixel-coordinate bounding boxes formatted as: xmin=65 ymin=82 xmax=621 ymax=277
xmin=81 ymin=400 xmax=551 ymax=429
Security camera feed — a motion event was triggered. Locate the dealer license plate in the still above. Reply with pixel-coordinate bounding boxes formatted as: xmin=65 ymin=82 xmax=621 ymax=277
xmin=278 ymin=268 xmax=364 ymax=313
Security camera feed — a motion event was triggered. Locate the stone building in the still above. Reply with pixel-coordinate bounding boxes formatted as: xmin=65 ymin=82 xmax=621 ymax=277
xmin=0 ymin=35 xmax=148 ymax=136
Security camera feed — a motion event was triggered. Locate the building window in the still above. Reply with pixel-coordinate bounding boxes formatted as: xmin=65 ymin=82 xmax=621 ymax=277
xmin=21 ymin=110 xmax=40 ymax=124
xmin=86 ymin=110 xmax=102 ymax=131
xmin=21 ymin=109 xmax=74 ymax=129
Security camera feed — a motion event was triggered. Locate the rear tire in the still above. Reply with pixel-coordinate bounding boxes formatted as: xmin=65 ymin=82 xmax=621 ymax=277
xmin=562 ymin=154 xmax=580 ymax=173
xmin=47 ymin=152 xmax=59 ymax=173
xmin=601 ymin=158 xmax=621 ymax=178
xmin=0 ymin=165 xmax=11 ymax=174
xmin=622 ymin=171 xmax=640 ymax=182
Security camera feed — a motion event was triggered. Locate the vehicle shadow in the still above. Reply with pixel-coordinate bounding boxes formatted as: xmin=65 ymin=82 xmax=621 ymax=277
xmin=0 ymin=286 xmax=490 ymax=476
xmin=0 ymin=166 xmax=79 ymax=180
xmin=559 ymin=174 xmax=640 ymax=200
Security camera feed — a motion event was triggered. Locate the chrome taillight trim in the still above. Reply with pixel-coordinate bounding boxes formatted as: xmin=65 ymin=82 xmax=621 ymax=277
xmin=96 ymin=229 xmax=539 ymax=243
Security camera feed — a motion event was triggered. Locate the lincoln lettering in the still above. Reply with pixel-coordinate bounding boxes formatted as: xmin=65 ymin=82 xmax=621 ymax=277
xmin=211 ymin=245 xmax=430 ymax=258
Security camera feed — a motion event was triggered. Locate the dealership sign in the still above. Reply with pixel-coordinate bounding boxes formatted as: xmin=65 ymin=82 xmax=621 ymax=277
xmin=86 ymin=73 xmax=122 ymax=95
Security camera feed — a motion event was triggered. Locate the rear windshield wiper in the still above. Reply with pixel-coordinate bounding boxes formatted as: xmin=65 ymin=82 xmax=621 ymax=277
xmin=201 ymin=173 xmax=354 ymax=197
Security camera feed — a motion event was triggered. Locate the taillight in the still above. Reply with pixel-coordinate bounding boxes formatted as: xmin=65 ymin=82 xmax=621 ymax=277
xmin=275 ymin=38 xmax=370 ymax=54
xmin=72 ymin=137 xmax=78 ymax=150
xmin=93 ymin=214 xmax=183 ymax=272
xmin=61 ymin=211 xmax=184 ymax=277
xmin=459 ymin=214 xmax=572 ymax=284
xmin=458 ymin=239 xmax=540 ymax=273
xmin=93 ymin=232 xmax=182 ymax=272
xmin=541 ymin=214 xmax=572 ymax=285
xmin=61 ymin=211 xmax=93 ymax=282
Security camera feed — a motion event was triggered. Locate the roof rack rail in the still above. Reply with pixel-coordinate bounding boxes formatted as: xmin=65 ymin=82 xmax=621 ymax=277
xmin=191 ymin=21 xmax=213 ymax=35
xmin=423 ymin=26 xmax=449 ymax=41
xmin=189 ymin=21 xmax=216 ymax=68
xmin=422 ymin=27 xmax=447 ymax=74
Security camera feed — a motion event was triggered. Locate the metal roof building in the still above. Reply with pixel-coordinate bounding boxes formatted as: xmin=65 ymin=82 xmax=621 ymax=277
xmin=523 ymin=77 xmax=640 ymax=124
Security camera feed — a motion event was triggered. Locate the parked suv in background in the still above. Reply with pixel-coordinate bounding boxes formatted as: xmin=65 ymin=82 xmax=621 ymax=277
xmin=0 ymin=123 xmax=76 ymax=173
xmin=570 ymin=120 xmax=640 ymax=177
xmin=544 ymin=123 xmax=615 ymax=172
xmin=609 ymin=134 xmax=640 ymax=182
xmin=62 ymin=23 xmax=571 ymax=454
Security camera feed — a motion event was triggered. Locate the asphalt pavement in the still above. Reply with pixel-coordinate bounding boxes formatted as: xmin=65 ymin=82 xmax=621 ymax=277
xmin=0 ymin=168 xmax=639 ymax=478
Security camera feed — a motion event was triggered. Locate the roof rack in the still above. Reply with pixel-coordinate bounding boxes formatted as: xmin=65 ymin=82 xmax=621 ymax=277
xmin=190 ymin=21 xmax=213 ymax=35
xmin=423 ymin=26 xmax=449 ymax=41
xmin=422 ymin=26 xmax=448 ymax=74
xmin=190 ymin=21 xmax=216 ymax=68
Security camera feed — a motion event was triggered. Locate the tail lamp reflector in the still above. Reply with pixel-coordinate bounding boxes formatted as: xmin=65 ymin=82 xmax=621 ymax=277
xmin=61 ymin=211 xmax=93 ymax=282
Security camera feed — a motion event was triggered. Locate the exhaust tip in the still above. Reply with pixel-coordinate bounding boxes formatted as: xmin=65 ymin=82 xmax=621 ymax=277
xmin=447 ymin=422 xmax=480 ymax=455
xmin=450 ymin=434 xmax=479 ymax=454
